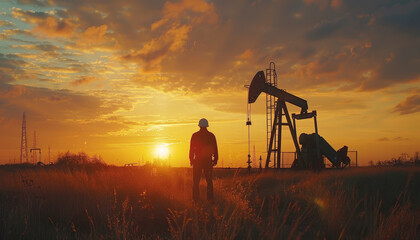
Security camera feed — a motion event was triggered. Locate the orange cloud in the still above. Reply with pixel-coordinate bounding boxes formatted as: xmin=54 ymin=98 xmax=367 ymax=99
xmin=238 ymin=49 xmax=254 ymax=60
xmin=393 ymin=90 xmax=420 ymax=115
xmin=12 ymin=8 xmax=76 ymax=37
xmin=123 ymin=0 xmax=220 ymax=72
xmin=0 ymin=85 xmax=26 ymax=98
xmin=152 ymin=0 xmax=218 ymax=31
xmin=70 ymin=76 xmax=101 ymax=86
xmin=9 ymin=0 xmax=420 ymax=94
xmin=331 ymin=0 xmax=342 ymax=8
xmin=0 ymin=20 xmax=15 ymax=27
xmin=123 ymin=24 xmax=191 ymax=72
xmin=0 ymin=29 xmax=32 ymax=40
xmin=76 ymin=25 xmax=108 ymax=47
xmin=3 ymin=0 xmax=420 ymax=167
xmin=33 ymin=16 xmax=75 ymax=37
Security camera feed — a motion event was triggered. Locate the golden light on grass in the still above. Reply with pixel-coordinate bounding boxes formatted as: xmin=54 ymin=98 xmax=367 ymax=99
xmin=314 ymin=197 xmax=325 ymax=210
xmin=155 ymin=143 xmax=170 ymax=159
xmin=1 ymin=158 xmax=419 ymax=239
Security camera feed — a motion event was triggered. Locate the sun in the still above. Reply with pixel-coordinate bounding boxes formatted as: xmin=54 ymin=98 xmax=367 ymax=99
xmin=155 ymin=144 xmax=170 ymax=159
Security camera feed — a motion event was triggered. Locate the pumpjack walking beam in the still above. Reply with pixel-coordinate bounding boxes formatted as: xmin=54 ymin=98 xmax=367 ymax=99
xmin=248 ymin=71 xmax=308 ymax=168
xmin=248 ymin=71 xmax=308 ymax=113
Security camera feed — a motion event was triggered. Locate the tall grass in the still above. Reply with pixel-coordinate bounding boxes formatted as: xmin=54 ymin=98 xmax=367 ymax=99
xmin=0 ymin=164 xmax=419 ymax=239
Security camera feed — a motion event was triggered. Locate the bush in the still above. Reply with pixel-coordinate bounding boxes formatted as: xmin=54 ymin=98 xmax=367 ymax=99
xmin=55 ymin=152 xmax=107 ymax=170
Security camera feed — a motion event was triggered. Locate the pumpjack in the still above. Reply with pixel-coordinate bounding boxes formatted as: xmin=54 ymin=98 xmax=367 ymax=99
xmin=247 ymin=67 xmax=350 ymax=169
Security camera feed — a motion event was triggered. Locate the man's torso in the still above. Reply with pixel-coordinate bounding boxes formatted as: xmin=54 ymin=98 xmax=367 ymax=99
xmin=191 ymin=130 xmax=216 ymax=165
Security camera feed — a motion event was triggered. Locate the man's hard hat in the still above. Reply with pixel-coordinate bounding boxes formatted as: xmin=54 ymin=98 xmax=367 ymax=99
xmin=198 ymin=118 xmax=209 ymax=127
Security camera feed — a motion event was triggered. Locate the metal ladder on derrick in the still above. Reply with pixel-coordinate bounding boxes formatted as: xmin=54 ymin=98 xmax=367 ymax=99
xmin=266 ymin=62 xmax=278 ymax=168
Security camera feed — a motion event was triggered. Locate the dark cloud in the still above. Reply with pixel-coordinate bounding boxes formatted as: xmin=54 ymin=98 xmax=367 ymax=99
xmin=300 ymin=46 xmax=317 ymax=59
xmin=10 ymin=0 xmax=420 ymax=94
xmin=31 ymin=43 xmax=59 ymax=51
xmin=377 ymin=136 xmax=409 ymax=141
xmin=11 ymin=7 xmax=50 ymax=20
xmin=378 ymin=1 xmax=420 ymax=36
xmin=378 ymin=46 xmax=420 ymax=82
xmin=393 ymin=137 xmax=409 ymax=141
xmin=306 ymin=18 xmax=347 ymax=41
xmin=11 ymin=43 xmax=59 ymax=52
xmin=393 ymin=90 xmax=420 ymax=115
xmin=16 ymin=0 xmax=50 ymax=6
xmin=0 ymin=53 xmax=28 ymax=83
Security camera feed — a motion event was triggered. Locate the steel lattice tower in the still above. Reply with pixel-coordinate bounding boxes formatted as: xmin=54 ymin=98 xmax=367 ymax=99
xmin=265 ymin=62 xmax=278 ymax=167
xmin=20 ymin=112 xmax=28 ymax=163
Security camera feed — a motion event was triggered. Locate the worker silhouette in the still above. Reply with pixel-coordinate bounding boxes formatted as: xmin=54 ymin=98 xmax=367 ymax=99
xmin=189 ymin=118 xmax=218 ymax=203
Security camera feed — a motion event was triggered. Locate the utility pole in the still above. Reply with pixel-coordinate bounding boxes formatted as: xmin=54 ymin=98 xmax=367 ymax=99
xmin=253 ymin=145 xmax=256 ymax=168
xmin=245 ymin=85 xmax=252 ymax=171
xmin=33 ymin=131 xmax=37 ymax=163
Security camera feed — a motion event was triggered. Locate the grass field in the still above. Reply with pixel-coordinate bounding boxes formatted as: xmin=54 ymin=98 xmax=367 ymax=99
xmin=0 ymin=163 xmax=419 ymax=239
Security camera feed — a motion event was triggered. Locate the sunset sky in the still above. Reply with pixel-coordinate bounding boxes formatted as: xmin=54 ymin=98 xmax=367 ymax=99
xmin=0 ymin=0 xmax=419 ymax=166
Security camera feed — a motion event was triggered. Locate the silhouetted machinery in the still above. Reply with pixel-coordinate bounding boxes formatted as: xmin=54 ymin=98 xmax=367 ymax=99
xmin=247 ymin=67 xmax=350 ymax=169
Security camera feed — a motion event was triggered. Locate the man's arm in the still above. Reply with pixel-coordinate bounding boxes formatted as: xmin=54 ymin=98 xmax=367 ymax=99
xmin=189 ymin=134 xmax=195 ymax=166
xmin=212 ymin=134 xmax=218 ymax=165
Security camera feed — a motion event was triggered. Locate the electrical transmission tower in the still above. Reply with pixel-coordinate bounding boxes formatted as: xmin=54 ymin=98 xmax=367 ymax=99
xmin=20 ymin=112 xmax=28 ymax=163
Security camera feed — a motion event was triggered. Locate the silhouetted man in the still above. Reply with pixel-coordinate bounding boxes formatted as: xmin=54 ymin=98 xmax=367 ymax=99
xmin=189 ymin=118 xmax=218 ymax=202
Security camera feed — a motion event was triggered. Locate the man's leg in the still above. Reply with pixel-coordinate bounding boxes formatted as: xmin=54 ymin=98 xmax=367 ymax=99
xmin=192 ymin=165 xmax=201 ymax=201
xmin=204 ymin=166 xmax=213 ymax=201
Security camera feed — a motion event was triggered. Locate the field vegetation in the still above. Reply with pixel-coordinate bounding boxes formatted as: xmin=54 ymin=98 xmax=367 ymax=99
xmin=0 ymin=152 xmax=419 ymax=239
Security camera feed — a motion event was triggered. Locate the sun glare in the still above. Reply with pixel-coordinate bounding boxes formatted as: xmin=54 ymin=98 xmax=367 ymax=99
xmin=155 ymin=144 xmax=170 ymax=159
